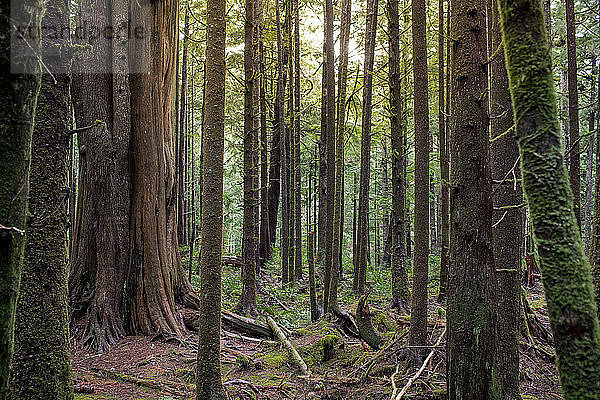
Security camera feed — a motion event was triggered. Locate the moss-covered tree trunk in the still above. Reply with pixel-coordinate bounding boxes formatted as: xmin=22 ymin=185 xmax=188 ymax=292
xmin=592 ymin=41 xmax=600 ymax=312
xmin=446 ymin=0 xmax=499 ymax=396
xmin=498 ymin=0 xmax=600 ymax=398
xmin=388 ymin=0 xmax=410 ymax=313
xmin=0 ymin=0 xmax=42 ymax=396
xmin=489 ymin=1 xmax=522 ymax=398
xmin=10 ymin=2 xmax=73 ymax=398
xmin=195 ymin=0 xmax=226 ymax=394
xmin=409 ymin=0 xmax=430 ymax=348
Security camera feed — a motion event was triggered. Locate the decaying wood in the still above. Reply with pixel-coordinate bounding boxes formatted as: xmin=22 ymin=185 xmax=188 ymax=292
xmin=222 ymin=255 xmax=242 ymax=267
xmin=390 ymin=327 xmax=446 ymax=400
xmin=355 ymin=292 xmax=383 ymax=349
xmin=182 ymin=308 xmax=274 ymax=339
xmin=91 ymin=367 xmax=188 ymax=396
xmin=266 ymin=316 xmax=310 ymax=375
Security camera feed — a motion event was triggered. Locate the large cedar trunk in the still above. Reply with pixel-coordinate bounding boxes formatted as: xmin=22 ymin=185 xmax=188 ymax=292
xmin=127 ymin=0 xmax=195 ymax=337
xmin=0 ymin=0 xmax=42 ymax=393
xmin=70 ymin=0 xmax=130 ymax=351
xmin=446 ymin=0 xmax=498 ymax=396
xmin=11 ymin=2 xmax=73 ymax=397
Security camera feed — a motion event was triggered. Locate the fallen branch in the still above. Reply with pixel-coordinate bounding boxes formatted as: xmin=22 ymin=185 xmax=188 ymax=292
xmin=390 ymin=327 xmax=446 ymax=400
xmin=266 ymin=316 xmax=310 ymax=376
xmin=91 ymin=367 xmax=188 ymax=396
xmin=356 ymin=330 xmax=407 ymax=379
xmin=222 ymin=329 xmax=277 ymax=345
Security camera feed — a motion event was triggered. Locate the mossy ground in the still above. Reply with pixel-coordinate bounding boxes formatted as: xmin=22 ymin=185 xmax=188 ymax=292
xmin=71 ymin=251 xmax=561 ymax=399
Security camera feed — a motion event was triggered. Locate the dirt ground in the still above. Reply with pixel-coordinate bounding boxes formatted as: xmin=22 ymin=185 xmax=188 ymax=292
xmin=72 ymin=280 xmax=561 ymax=400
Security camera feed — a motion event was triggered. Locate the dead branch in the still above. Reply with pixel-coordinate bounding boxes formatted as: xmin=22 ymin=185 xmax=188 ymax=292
xmin=266 ymin=316 xmax=310 ymax=376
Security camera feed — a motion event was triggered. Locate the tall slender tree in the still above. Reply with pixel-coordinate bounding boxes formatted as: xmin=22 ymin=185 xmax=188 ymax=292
xmin=489 ymin=1 xmax=522 ymax=398
xmin=293 ymin=0 xmax=303 ymax=281
xmin=0 ymin=0 xmax=42 ymax=394
xmin=388 ymin=0 xmax=410 ymax=312
xmin=446 ymin=0 xmax=498 ymax=396
xmin=238 ymin=0 xmax=259 ymax=315
xmin=438 ymin=0 xmax=450 ymax=302
xmin=499 ymin=0 xmax=600 ymax=397
xmin=566 ymin=0 xmax=580 ymax=228
xmin=196 ymin=0 xmax=227 ymax=394
xmin=355 ymin=0 xmax=379 ymax=295
xmin=409 ymin=0 xmax=430 ymax=348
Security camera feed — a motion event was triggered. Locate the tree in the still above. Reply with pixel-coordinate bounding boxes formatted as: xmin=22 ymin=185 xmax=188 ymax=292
xmin=195 ymin=0 xmax=227 ymax=393
xmin=328 ymin=0 xmax=352 ymax=309
xmin=446 ymin=0 xmax=498 ymax=396
xmin=437 ymin=0 xmax=450 ymax=303
xmin=70 ymin=0 xmax=131 ymax=351
xmin=0 ymin=0 xmax=42 ymax=394
xmin=388 ymin=0 xmax=410 ymax=312
xmin=354 ymin=0 xmax=379 ymax=296
xmin=238 ymin=0 xmax=259 ymax=315
xmin=322 ymin=0 xmax=337 ymax=311
xmin=293 ymin=0 xmax=303 ymax=281
xmin=566 ymin=0 xmax=580 ymax=229
xmin=10 ymin=1 xmax=73 ymax=398
xmin=409 ymin=0 xmax=430 ymax=348
xmin=498 ymin=0 xmax=600 ymax=397
xmin=178 ymin=9 xmax=191 ymax=247
xmin=489 ymin=1 xmax=521 ymax=397
xmin=127 ymin=0 xmax=196 ymax=336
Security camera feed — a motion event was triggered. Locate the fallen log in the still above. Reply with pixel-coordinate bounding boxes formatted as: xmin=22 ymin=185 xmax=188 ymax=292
xmin=91 ymin=368 xmax=188 ymax=396
xmin=182 ymin=308 xmax=274 ymax=339
xmin=266 ymin=316 xmax=310 ymax=376
xmin=222 ymin=255 xmax=242 ymax=267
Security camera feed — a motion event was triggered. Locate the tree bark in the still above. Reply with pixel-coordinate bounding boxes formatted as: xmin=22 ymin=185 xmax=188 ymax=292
xmin=499 ymin=0 xmax=600 ymax=398
xmin=446 ymin=0 xmax=499 ymax=396
xmin=566 ymin=0 xmax=580 ymax=229
xmin=70 ymin=0 xmax=130 ymax=351
xmin=584 ymin=56 xmax=596 ymax=256
xmin=409 ymin=0 xmax=430 ymax=348
xmin=238 ymin=0 xmax=259 ymax=316
xmin=127 ymin=0 xmax=195 ymax=337
xmin=293 ymin=0 xmax=302 ymax=281
xmin=355 ymin=0 xmax=379 ymax=296
xmin=195 ymin=0 xmax=227 ymax=394
xmin=10 ymin=2 xmax=73 ymax=398
xmin=489 ymin=2 xmax=522 ymax=398
xmin=178 ymin=10 xmax=190 ymax=247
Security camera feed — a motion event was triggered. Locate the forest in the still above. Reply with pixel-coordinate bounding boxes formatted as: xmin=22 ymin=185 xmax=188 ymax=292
xmin=1 ymin=0 xmax=600 ymax=398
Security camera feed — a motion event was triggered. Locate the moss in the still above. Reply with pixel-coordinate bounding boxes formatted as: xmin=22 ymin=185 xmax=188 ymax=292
xmin=300 ymin=331 xmax=341 ymax=367
xmin=259 ymin=350 xmax=289 ymax=368
xmin=372 ymin=311 xmax=397 ymax=333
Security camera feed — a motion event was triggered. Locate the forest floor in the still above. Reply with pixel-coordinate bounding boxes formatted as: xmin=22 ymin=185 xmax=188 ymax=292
xmin=72 ymin=254 xmax=562 ymax=400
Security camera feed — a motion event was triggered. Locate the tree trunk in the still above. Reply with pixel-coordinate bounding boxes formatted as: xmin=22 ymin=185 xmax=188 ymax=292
xmin=409 ymin=0 xmax=430 ymax=348
xmin=0 ymin=0 xmax=42 ymax=394
xmin=322 ymin=0 xmax=337 ymax=312
xmin=584 ymin=56 xmax=596 ymax=256
xmin=498 ymin=0 xmax=600 ymax=398
xmin=10 ymin=2 xmax=69 ymax=399
xmin=446 ymin=0 xmax=498 ymax=396
xmin=195 ymin=0 xmax=226 ymax=394
xmin=388 ymin=0 xmax=410 ymax=313
xmin=70 ymin=0 xmax=130 ymax=351
xmin=381 ymin=146 xmax=391 ymax=267
xmin=438 ymin=0 xmax=450 ymax=302
xmin=127 ymin=0 xmax=194 ymax=337
xmin=293 ymin=0 xmax=302 ymax=281
xmin=178 ymin=10 xmax=190 ymax=247
xmin=489 ymin=2 xmax=522 ymax=398
xmin=355 ymin=0 xmax=379 ymax=296
xmin=589 ymin=22 xmax=600 ymax=323
xmin=329 ymin=0 xmax=352 ymax=309
xmin=566 ymin=0 xmax=580 ymax=229
xmin=238 ymin=0 xmax=259 ymax=316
